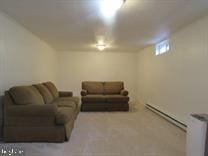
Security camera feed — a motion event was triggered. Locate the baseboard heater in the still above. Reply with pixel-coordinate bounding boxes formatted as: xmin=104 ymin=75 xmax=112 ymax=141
xmin=145 ymin=103 xmax=187 ymax=130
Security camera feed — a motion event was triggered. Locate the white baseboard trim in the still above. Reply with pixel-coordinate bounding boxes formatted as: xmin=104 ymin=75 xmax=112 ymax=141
xmin=145 ymin=103 xmax=187 ymax=131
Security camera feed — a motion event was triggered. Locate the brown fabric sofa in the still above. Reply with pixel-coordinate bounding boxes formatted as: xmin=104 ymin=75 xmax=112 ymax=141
xmin=81 ymin=81 xmax=129 ymax=111
xmin=3 ymin=82 xmax=79 ymax=142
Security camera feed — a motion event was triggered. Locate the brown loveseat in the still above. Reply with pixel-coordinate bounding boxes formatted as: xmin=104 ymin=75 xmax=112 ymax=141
xmin=3 ymin=82 xmax=79 ymax=142
xmin=81 ymin=81 xmax=129 ymax=111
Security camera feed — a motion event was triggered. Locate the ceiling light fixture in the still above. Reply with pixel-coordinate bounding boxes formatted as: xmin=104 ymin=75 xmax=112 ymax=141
xmin=96 ymin=44 xmax=106 ymax=51
xmin=100 ymin=0 xmax=126 ymax=18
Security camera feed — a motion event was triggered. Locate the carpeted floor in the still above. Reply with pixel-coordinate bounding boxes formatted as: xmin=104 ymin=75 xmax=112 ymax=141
xmin=0 ymin=104 xmax=186 ymax=156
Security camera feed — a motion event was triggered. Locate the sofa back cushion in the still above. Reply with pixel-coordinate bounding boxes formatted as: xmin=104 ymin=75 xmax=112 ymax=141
xmin=34 ymin=84 xmax=54 ymax=104
xmin=82 ymin=81 xmax=104 ymax=94
xmin=104 ymin=82 xmax=124 ymax=94
xmin=43 ymin=82 xmax=59 ymax=98
xmin=9 ymin=86 xmax=44 ymax=105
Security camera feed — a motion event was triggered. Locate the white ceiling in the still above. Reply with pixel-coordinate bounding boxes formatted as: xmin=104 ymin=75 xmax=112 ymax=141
xmin=0 ymin=0 xmax=208 ymax=52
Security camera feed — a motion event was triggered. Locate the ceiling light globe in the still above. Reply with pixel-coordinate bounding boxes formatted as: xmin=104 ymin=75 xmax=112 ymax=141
xmin=96 ymin=44 xmax=106 ymax=51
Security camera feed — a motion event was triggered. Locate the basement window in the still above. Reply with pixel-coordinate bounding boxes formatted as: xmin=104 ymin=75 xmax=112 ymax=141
xmin=155 ymin=40 xmax=170 ymax=56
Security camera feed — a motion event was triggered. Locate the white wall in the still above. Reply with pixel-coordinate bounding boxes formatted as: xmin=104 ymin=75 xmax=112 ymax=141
xmin=137 ymin=14 xmax=208 ymax=124
xmin=57 ymin=51 xmax=138 ymax=103
xmin=0 ymin=11 xmax=58 ymax=96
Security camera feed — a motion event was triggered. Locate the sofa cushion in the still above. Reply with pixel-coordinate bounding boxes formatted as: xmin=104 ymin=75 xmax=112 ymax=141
xmin=43 ymin=82 xmax=59 ymax=98
xmin=82 ymin=95 xmax=106 ymax=102
xmin=6 ymin=104 xmax=57 ymax=117
xmin=104 ymin=82 xmax=124 ymax=94
xmin=34 ymin=84 xmax=54 ymax=104
xmin=9 ymin=86 xmax=44 ymax=105
xmin=56 ymin=107 xmax=75 ymax=125
xmin=52 ymin=98 xmax=77 ymax=111
xmin=82 ymin=81 xmax=104 ymax=94
xmin=105 ymin=95 xmax=129 ymax=103
xmin=59 ymin=97 xmax=80 ymax=106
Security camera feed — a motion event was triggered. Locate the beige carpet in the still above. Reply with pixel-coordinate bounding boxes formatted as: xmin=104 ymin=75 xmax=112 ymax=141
xmin=0 ymin=104 xmax=186 ymax=156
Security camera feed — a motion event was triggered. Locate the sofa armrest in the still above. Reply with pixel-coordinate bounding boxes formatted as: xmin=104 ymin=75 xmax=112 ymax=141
xmin=59 ymin=91 xmax=73 ymax=97
xmin=6 ymin=104 xmax=58 ymax=117
xmin=80 ymin=89 xmax=87 ymax=96
xmin=120 ymin=89 xmax=129 ymax=96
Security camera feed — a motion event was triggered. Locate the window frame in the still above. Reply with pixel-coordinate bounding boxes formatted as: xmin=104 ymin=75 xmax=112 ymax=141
xmin=155 ymin=40 xmax=170 ymax=56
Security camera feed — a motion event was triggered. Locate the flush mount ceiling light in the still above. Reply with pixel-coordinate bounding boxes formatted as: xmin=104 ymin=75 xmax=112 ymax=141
xmin=100 ymin=0 xmax=126 ymax=18
xmin=96 ymin=44 xmax=106 ymax=51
